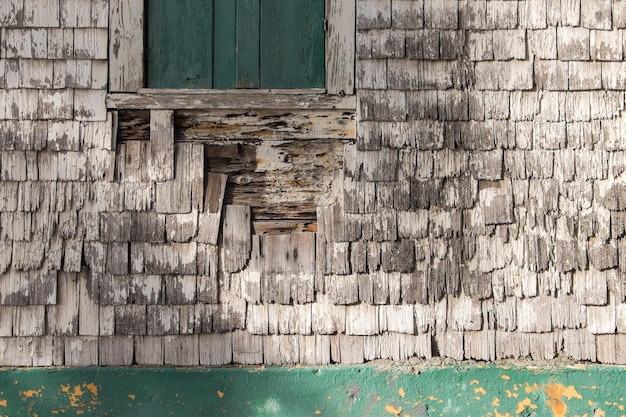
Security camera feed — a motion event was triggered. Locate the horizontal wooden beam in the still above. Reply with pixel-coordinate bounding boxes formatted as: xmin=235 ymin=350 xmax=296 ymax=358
xmin=177 ymin=109 xmax=355 ymax=140
xmin=107 ymin=90 xmax=356 ymax=110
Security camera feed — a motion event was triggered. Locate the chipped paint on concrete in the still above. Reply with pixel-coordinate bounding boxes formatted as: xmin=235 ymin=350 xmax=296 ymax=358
xmin=0 ymin=365 xmax=626 ymax=416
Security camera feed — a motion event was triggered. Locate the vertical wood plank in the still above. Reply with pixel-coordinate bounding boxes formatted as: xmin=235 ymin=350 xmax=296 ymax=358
xmin=236 ymin=0 xmax=260 ymax=88
xmin=260 ymin=0 xmax=325 ymax=88
xmin=147 ymin=0 xmax=213 ymax=88
xmin=109 ymin=0 xmax=144 ymax=92
xmin=221 ymin=205 xmax=251 ymax=273
xmin=149 ymin=110 xmax=175 ymax=182
xmin=213 ymin=0 xmax=237 ymax=88
xmin=326 ymin=0 xmax=355 ymax=94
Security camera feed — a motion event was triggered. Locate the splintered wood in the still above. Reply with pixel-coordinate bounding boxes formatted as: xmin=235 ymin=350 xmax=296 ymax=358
xmin=116 ymin=108 xmax=353 ymax=230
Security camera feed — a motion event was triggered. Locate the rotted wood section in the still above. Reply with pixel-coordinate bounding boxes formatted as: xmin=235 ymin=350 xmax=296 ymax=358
xmin=116 ymin=108 xmax=355 ymax=233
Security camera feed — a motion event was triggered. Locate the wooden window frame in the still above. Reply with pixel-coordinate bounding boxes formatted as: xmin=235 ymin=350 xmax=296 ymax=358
xmin=107 ymin=0 xmax=355 ymax=111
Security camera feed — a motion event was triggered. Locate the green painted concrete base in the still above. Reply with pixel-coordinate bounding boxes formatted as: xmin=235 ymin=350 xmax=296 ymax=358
xmin=1 ymin=365 xmax=624 ymax=416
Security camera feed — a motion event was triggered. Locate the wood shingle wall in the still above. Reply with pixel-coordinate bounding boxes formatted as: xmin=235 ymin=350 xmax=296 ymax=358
xmin=1 ymin=0 xmax=626 ymax=366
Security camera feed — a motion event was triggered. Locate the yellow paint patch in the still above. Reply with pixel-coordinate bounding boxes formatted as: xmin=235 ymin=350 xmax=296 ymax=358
xmin=506 ymin=390 xmax=518 ymax=399
xmin=495 ymin=410 xmax=511 ymax=417
xmin=474 ymin=387 xmax=486 ymax=396
xmin=398 ymin=388 xmax=406 ymax=398
xmin=84 ymin=383 xmax=98 ymax=397
xmin=217 ymin=391 xmax=224 ymax=399
xmin=525 ymin=383 xmax=540 ymax=394
xmin=385 ymin=405 xmax=403 ymax=416
xmin=128 ymin=394 xmax=136 ymax=400
xmin=470 ymin=380 xmax=480 ymax=386
xmin=0 ymin=399 xmax=6 ymax=407
xmin=492 ymin=398 xmax=500 ymax=407
xmin=544 ymin=383 xmax=583 ymax=417
xmin=595 ymin=409 xmax=606 ymax=416
xmin=516 ymin=397 xmax=537 ymax=414
xmin=20 ymin=387 xmax=44 ymax=399
xmin=502 ymin=374 xmax=511 ymax=380
xmin=314 ymin=411 xmax=321 ymax=415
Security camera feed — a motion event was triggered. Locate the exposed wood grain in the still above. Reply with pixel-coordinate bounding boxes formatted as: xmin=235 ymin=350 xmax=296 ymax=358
xmin=64 ymin=336 xmax=98 ymax=366
xmin=199 ymin=333 xmax=233 ymax=365
xmin=109 ymin=0 xmax=144 ymax=92
xmin=99 ymin=336 xmax=133 ymax=365
xmin=149 ymin=110 xmax=175 ymax=181
xmin=327 ymin=0 xmax=356 ymax=94
xmin=164 ymin=335 xmax=199 ymax=366
xmin=46 ymin=272 xmax=78 ymax=336
xmin=176 ymin=109 xmax=355 ymax=141
xmin=135 ymin=335 xmax=164 ymax=365
xmin=107 ymin=91 xmax=357 ymax=110
xmin=221 ymin=205 xmax=251 ymax=273
xmin=232 ymin=330 xmax=263 ymax=364
xmin=299 ymin=334 xmax=331 ymax=364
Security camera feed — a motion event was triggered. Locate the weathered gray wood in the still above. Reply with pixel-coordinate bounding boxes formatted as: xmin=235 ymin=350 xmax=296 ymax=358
xmin=447 ymin=294 xmax=482 ymax=331
xmin=325 ymin=274 xmax=359 ymax=304
xmin=46 ymin=272 xmax=79 ymax=335
xmin=221 ymin=205 xmax=251 ymax=273
xmin=78 ymin=269 xmax=99 ymax=336
xmin=144 ymin=243 xmax=198 ymax=275
xmin=166 ymin=211 xmax=198 ymax=243
xmin=264 ymin=335 xmax=300 ymax=365
xmin=196 ymin=244 xmax=219 ymax=303
xmin=326 ymin=0 xmax=355 ymax=94
xmin=232 ymin=330 xmax=263 ymax=364
xmin=135 ymin=335 xmax=164 ymax=365
xmin=13 ymin=305 xmax=45 ymax=336
xmin=147 ymin=305 xmax=180 ymax=336
xmin=164 ymin=275 xmax=196 ymax=304
xmin=164 ymin=335 xmax=199 ymax=366
xmin=64 ymin=336 xmax=99 ymax=366
xmin=311 ymin=294 xmax=346 ymax=334
xmin=464 ymin=330 xmax=496 ymax=361
xmin=32 ymin=336 xmax=56 ymax=367
xmin=155 ymin=143 xmax=193 ymax=214
xmin=176 ymin=109 xmax=355 ymax=141
xmin=330 ymin=335 xmax=364 ymax=364
xmin=114 ymin=304 xmax=147 ymax=335
xmin=0 ymin=269 xmax=29 ymax=305
xmin=107 ymin=91 xmax=357 ymax=110
xmin=99 ymin=336 xmax=134 ymax=365
xmin=0 ymin=337 xmax=33 ymax=366
xmin=345 ymin=303 xmax=379 ymax=335
xmin=299 ymin=334 xmax=331 ymax=365
xmin=28 ymin=269 xmax=57 ymax=305
xmin=149 ymin=110 xmax=174 ymax=181
xmin=379 ymin=305 xmax=415 ymax=334
xmin=199 ymin=333 xmax=233 ymax=365
xmin=109 ymin=0 xmax=144 ymax=92
xmin=212 ymin=289 xmax=246 ymax=332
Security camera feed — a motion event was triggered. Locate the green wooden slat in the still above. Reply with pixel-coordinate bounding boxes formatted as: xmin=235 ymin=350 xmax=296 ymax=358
xmin=213 ymin=0 xmax=237 ymax=88
xmin=235 ymin=0 xmax=260 ymax=88
xmin=260 ymin=0 xmax=325 ymax=88
xmin=147 ymin=0 xmax=213 ymax=88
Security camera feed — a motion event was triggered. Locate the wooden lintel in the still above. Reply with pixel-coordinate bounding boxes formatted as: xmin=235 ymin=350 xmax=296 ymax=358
xmin=107 ymin=91 xmax=357 ymax=111
xmin=176 ymin=109 xmax=356 ymax=141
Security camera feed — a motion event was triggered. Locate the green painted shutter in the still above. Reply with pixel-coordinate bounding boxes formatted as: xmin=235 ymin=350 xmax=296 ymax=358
xmin=260 ymin=0 xmax=325 ymax=88
xmin=147 ymin=0 xmax=324 ymax=89
xmin=147 ymin=0 xmax=214 ymax=88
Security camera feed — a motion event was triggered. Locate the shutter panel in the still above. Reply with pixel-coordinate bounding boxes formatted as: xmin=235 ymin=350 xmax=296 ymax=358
xmin=260 ymin=0 xmax=325 ymax=88
xmin=147 ymin=0 xmax=324 ymax=89
xmin=147 ymin=0 xmax=214 ymax=88
xmin=213 ymin=0 xmax=237 ymax=88
xmin=235 ymin=0 xmax=260 ymax=88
